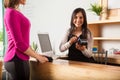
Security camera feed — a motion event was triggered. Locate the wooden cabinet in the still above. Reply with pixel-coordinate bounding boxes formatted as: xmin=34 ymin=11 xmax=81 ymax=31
xmin=88 ymin=19 xmax=120 ymax=51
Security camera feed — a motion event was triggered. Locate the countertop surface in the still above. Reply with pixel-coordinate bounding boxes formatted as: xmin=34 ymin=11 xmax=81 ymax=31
xmin=30 ymin=59 xmax=120 ymax=80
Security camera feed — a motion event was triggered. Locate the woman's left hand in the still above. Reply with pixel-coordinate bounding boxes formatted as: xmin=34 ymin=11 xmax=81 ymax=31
xmin=75 ymin=42 xmax=86 ymax=51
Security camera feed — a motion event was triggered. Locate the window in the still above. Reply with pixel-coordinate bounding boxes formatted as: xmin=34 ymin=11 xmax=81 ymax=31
xmin=0 ymin=0 xmax=3 ymax=57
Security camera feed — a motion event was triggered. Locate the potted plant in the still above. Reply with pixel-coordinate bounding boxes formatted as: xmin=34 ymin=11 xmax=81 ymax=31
xmin=88 ymin=3 xmax=103 ymax=19
xmin=31 ymin=42 xmax=38 ymax=52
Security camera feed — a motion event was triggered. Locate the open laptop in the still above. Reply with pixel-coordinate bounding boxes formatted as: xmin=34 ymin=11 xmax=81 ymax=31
xmin=37 ymin=33 xmax=61 ymax=59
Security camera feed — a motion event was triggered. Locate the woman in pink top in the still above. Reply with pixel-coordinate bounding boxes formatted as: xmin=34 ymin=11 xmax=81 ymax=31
xmin=4 ymin=0 xmax=48 ymax=80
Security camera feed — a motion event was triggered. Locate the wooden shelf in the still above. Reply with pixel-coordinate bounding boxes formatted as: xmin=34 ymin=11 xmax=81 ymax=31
xmin=93 ymin=37 xmax=120 ymax=40
xmin=88 ymin=18 xmax=120 ymax=51
xmin=88 ymin=19 xmax=120 ymax=25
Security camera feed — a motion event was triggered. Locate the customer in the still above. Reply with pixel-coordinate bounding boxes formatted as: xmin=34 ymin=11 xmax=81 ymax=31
xmin=4 ymin=0 xmax=48 ymax=80
xmin=59 ymin=8 xmax=95 ymax=62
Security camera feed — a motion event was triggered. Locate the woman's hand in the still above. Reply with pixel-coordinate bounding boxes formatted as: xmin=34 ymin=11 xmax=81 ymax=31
xmin=75 ymin=42 xmax=86 ymax=51
xmin=36 ymin=54 xmax=49 ymax=63
xmin=69 ymin=36 xmax=78 ymax=45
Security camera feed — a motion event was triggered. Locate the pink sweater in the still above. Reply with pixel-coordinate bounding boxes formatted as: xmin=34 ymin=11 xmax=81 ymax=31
xmin=4 ymin=8 xmax=31 ymax=62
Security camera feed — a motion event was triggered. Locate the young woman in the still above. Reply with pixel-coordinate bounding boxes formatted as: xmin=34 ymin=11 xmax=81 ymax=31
xmin=4 ymin=0 xmax=48 ymax=80
xmin=59 ymin=8 xmax=95 ymax=62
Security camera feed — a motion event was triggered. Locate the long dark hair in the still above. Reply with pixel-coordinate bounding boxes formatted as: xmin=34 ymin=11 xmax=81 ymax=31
xmin=69 ymin=8 xmax=89 ymax=39
xmin=4 ymin=0 xmax=20 ymax=8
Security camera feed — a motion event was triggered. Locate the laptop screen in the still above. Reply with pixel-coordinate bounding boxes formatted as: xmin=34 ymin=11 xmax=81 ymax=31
xmin=38 ymin=33 xmax=52 ymax=53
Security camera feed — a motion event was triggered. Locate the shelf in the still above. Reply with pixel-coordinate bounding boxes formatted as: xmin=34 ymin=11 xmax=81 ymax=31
xmin=93 ymin=37 xmax=120 ymax=40
xmin=88 ymin=18 xmax=120 ymax=51
xmin=88 ymin=19 xmax=120 ymax=25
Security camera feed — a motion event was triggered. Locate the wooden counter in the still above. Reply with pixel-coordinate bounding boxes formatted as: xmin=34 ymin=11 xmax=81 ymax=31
xmin=107 ymin=54 xmax=120 ymax=64
xmin=0 ymin=61 xmax=2 ymax=80
xmin=30 ymin=59 xmax=120 ymax=80
xmin=93 ymin=53 xmax=120 ymax=65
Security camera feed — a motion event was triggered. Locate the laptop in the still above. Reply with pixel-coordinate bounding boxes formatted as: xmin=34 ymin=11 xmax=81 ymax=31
xmin=37 ymin=33 xmax=61 ymax=59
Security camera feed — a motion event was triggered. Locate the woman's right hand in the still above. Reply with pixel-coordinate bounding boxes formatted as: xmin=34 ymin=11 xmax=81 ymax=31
xmin=69 ymin=36 xmax=78 ymax=45
xmin=36 ymin=54 xmax=49 ymax=63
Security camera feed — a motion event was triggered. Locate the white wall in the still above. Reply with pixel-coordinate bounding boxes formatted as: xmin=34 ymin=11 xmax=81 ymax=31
xmin=108 ymin=0 xmax=120 ymax=9
xmin=21 ymin=0 xmax=120 ymax=55
xmin=101 ymin=24 xmax=120 ymax=51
